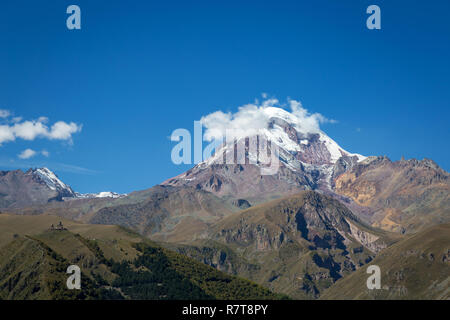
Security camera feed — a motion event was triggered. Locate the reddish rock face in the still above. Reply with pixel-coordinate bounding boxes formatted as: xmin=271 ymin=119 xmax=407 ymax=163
xmin=295 ymin=133 xmax=333 ymax=165
xmin=333 ymin=156 xmax=450 ymax=233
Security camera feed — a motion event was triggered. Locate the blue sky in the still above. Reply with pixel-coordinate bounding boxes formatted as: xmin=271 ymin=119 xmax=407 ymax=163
xmin=0 ymin=0 xmax=449 ymax=194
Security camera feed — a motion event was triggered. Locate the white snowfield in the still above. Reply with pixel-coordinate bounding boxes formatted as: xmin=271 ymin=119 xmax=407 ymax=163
xmin=95 ymin=191 xmax=123 ymax=198
xmin=75 ymin=191 xmax=125 ymax=199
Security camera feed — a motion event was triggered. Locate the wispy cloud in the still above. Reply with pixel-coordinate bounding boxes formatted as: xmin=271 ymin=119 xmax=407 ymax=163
xmin=18 ymin=148 xmax=37 ymax=159
xmin=0 ymin=158 xmax=98 ymax=176
xmin=52 ymin=163 xmax=99 ymax=175
xmin=17 ymin=148 xmax=51 ymax=159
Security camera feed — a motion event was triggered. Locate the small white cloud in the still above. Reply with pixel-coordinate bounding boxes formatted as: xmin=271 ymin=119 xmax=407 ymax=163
xmin=0 ymin=125 xmax=15 ymax=145
xmin=0 ymin=115 xmax=82 ymax=146
xmin=17 ymin=149 xmax=50 ymax=159
xmin=48 ymin=121 xmax=82 ymax=140
xmin=0 ymin=109 xmax=10 ymax=118
xmin=12 ymin=120 xmax=49 ymax=140
xmin=18 ymin=148 xmax=37 ymax=159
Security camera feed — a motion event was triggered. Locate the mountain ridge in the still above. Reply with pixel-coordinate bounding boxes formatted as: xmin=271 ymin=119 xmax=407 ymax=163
xmin=166 ymin=190 xmax=401 ymax=298
xmin=0 ymin=167 xmax=125 ymax=209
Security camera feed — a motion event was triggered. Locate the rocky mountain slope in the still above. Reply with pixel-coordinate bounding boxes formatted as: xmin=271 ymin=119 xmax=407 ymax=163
xmin=89 ymin=185 xmax=238 ymax=242
xmin=320 ymin=223 xmax=450 ymax=300
xmin=0 ymin=168 xmax=76 ymax=208
xmin=334 ymin=156 xmax=450 ymax=233
xmin=168 ymin=191 xmax=400 ymax=299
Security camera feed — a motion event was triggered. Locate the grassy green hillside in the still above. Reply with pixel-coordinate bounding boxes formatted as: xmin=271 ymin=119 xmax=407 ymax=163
xmin=320 ymin=223 xmax=450 ymax=300
xmin=0 ymin=214 xmax=287 ymax=300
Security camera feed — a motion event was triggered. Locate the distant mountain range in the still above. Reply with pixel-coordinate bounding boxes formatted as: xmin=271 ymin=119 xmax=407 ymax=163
xmin=0 ymin=106 xmax=448 ymax=300
xmin=0 ymin=167 xmax=125 ymax=209
xmin=162 ymin=106 xmax=449 ymax=234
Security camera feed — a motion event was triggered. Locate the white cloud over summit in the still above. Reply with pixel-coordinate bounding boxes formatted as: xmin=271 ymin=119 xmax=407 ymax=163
xmin=200 ymin=96 xmax=334 ymax=142
xmin=0 ymin=110 xmax=82 ymax=146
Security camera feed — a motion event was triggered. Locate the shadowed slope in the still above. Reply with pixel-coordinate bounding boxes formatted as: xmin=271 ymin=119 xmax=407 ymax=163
xmin=320 ymin=223 xmax=450 ymax=300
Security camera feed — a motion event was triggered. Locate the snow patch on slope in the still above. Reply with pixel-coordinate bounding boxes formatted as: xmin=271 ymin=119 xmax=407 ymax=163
xmin=75 ymin=191 xmax=125 ymax=199
xmin=96 ymin=191 xmax=123 ymax=198
xmin=318 ymin=132 xmax=366 ymax=163
xmin=263 ymin=125 xmax=301 ymax=153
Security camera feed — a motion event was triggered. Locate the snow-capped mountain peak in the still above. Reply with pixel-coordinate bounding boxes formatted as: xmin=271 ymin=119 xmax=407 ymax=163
xmin=29 ymin=167 xmax=124 ymax=200
xmin=263 ymin=106 xmax=367 ymax=164
xmin=202 ymin=106 xmax=365 ymax=168
xmin=33 ymin=167 xmax=69 ymax=191
xmin=165 ymin=106 xmax=368 ymax=198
